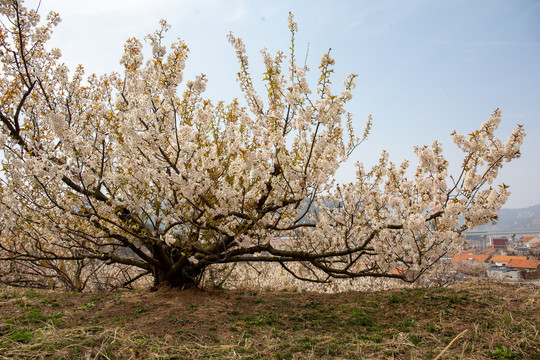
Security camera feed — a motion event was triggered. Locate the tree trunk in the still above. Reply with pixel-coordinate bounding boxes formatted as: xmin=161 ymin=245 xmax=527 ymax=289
xmin=152 ymin=264 xmax=201 ymax=290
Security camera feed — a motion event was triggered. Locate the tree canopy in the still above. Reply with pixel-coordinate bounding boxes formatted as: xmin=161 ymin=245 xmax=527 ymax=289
xmin=0 ymin=0 xmax=525 ymax=290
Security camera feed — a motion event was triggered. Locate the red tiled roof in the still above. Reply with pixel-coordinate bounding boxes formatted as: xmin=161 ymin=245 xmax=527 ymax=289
xmin=451 ymin=254 xmax=467 ymax=262
xmin=531 ymin=242 xmax=540 ymax=248
xmin=506 ymin=259 xmax=540 ymax=269
xmin=473 ymin=254 xmax=491 ymax=262
xmin=490 ymin=255 xmax=527 ymax=262
xmin=463 ymin=248 xmax=477 ymax=254
xmin=451 ymin=253 xmax=490 ymax=263
xmin=519 ymin=236 xmax=535 ymax=242
xmin=477 ymin=248 xmax=497 ymax=255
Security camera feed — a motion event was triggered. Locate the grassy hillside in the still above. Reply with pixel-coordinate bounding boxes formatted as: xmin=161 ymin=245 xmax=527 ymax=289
xmin=0 ymin=280 xmax=538 ymax=359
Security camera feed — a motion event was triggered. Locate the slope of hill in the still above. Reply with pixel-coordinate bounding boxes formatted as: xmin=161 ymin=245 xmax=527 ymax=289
xmin=473 ymin=204 xmax=540 ymax=232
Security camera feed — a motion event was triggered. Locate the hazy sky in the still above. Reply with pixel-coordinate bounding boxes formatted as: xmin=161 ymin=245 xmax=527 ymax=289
xmin=28 ymin=0 xmax=540 ymax=209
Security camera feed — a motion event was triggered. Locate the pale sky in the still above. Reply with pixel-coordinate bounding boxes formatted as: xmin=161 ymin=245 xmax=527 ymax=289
xmin=28 ymin=0 xmax=540 ymax=209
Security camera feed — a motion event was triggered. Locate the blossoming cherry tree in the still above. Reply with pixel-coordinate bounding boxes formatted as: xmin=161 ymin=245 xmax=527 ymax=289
xmin=0 ymin=1 xmax=525 ymax=289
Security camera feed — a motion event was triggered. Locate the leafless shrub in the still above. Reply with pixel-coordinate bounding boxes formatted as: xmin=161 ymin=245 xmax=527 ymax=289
xmin=201 ymin=262 xmax=407 ymax=292
xmin=452 ymin=261 xmax=490 ymax=278
xmin=415 ymin=260 xmax=458 ymax=288
xmin=0 ymin=257 xmax=151 ymax=292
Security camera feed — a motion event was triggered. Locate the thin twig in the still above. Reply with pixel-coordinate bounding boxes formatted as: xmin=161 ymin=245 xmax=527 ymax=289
xmin=433 ymin=329 xmax=468 ymax=360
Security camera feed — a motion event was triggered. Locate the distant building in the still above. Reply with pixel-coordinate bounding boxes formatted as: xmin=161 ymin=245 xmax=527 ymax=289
xmin=515 ymin=236 xmax=540 ymax=248
xmin=490 ymin=237 xmax=509 ymax=249
xmin=508 ymin=259 xmax=540 ymax=280
xmin=506 ymin=258 xmax=540 ymax=270
xmin=490 ymin=255 xmax=527 ymax=267
xmin=519 ymin=236 xmax=536 ymax=243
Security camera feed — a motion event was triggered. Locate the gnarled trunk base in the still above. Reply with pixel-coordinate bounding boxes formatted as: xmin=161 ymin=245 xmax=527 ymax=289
xmin=151 ymin=265 xmax=201 ymax=290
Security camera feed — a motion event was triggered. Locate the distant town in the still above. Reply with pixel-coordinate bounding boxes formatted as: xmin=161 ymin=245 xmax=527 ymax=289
xmin=451 ymin=235 xmax=540 ymax=282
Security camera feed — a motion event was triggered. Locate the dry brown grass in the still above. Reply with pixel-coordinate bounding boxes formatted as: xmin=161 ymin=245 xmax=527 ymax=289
xmin=0 ymin=279 xmax=538 ymax=359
